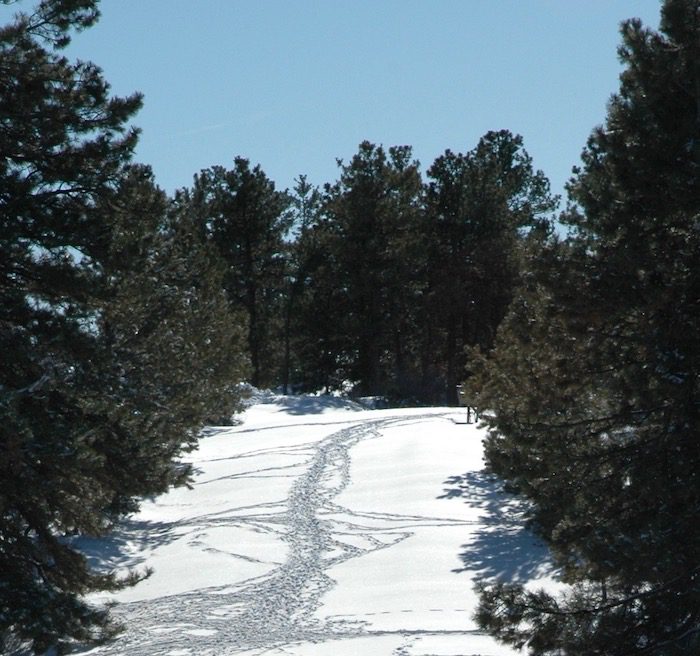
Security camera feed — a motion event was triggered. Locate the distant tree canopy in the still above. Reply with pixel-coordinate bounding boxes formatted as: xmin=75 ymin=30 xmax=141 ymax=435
xmin=424 ymin=130 xmax=557 ymax=403
xmin=162 ymin=134 xmax=555 ymax=406
xmin=182 ymin=158 xmax=293 ymax=389
xmin=467 ymin=1 xmax=700 ymax=653
xmin=294 ymin=142 xmax=425 ymax=398
xmin=283 ymin=135 xmax=555 ymax=403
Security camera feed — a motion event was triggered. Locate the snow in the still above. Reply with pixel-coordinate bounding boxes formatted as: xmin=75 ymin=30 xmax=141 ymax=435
xmin=75 ymin=393 xmax=556 ymax=655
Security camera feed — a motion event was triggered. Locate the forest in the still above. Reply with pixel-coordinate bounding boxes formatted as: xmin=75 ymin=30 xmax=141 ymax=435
xmin=1 ymin=0 xmax=699 ymax=654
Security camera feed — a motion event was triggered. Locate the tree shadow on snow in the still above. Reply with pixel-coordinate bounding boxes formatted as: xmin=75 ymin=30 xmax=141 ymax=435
xmin=71 ymin=517 xmax=182 ymax=574
xmin=439 ymin=470 xmax=554 ymax=582
xmin=258 ymin=394 xmax=363 ymax=415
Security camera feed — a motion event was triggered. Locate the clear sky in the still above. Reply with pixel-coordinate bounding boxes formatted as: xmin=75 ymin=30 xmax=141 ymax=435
xmin=3 ymin=1 xmax=663 ymax=205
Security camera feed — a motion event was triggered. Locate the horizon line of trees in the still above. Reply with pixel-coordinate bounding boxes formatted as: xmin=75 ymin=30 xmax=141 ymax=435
xmin=179 ymin=130 xmax=557 ymax=406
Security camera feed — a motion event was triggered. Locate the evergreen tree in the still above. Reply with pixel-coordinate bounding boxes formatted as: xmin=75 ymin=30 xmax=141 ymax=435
xmin=186 ymin=159 xmax=293 ymax=388
xmin=97 ymin=167 xmax=250 ymax=450
xmin=301 ymin=142 xmax=424 ymax=399
xmin=281 ymin=175 xmax=322 ymax=394
xmin=469 ymin=3 xmax=700 ymax=653
xmin=424 ymin=130 xmax=556 ymax=403
xmin=289 ymin=199 xmax=351 ymax=394
xmin=0 ymin=3 xmax=247 ymax=652
xmin=0 ymin=2 xmax=141 ymax=650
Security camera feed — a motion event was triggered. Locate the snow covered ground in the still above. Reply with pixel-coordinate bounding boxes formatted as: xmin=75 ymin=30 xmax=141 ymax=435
xmin=76 ymin=392 xmax=555 ymax=656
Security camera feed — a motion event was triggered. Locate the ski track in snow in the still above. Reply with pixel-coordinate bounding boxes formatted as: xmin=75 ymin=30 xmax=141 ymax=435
xmin=77 ymin=414 xmax=496 ymax=655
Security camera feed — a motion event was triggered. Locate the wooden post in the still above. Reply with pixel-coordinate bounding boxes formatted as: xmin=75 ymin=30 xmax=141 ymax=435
xmin=456 ymin=385 xmax=478 ymax=424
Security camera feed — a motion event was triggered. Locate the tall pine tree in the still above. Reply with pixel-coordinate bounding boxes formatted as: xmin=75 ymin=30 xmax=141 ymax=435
xmin=185 ymin=159 xmax=293 ymax=388
xmin=0 ymin=3 xmax=248 ymax=652
xmin=281 ymin=175 xmax=322 ymax=394
xmin=469 ymin=2 xmax=700 ymax=653
xmin=0 ymin=2 xmax=141 ymax=650
xmin=424 ymin=131 xmax=556 ymax=403
xmin=299 ymin=142 xmax=424 ymax=399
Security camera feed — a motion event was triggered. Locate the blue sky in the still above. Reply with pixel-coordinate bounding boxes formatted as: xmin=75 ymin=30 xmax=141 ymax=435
xmin=4 ymin=1 xmax=663 ymax=204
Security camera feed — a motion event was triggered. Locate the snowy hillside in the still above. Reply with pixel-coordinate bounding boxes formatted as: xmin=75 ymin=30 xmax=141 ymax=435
xmin=75 ymin=393 xmax=555 ymax=656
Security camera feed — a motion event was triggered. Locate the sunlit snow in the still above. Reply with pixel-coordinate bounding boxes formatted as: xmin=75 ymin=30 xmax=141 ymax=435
xmin=76 ymin=392 xmax=555 ymax=655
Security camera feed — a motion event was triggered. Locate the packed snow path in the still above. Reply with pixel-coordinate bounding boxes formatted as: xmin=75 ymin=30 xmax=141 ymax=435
xmin=78 ymin=396 xmax=553 ymax=655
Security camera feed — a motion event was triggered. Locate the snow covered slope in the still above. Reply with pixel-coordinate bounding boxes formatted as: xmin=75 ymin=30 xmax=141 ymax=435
xmin=77 ymin=393 xmax=554 ymax=655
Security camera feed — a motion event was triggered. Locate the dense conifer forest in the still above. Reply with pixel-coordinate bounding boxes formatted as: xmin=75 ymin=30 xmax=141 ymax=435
xmin=1 ymin=0 xmax=698 ymax=653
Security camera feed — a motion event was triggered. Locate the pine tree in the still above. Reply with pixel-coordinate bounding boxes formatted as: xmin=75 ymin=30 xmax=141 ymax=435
xmin=185 ymin=159 xmax=293 ymax=388
xmin=0 ymin=3 xmax=248 ymax=652
xmin=469 ymin=3 xmax=700 ymax=653
xmin=95 ymin=168 xmax=250 ymax=500
xmin=281 ymin=175 xmax=322 ymax=394
xmin=289 ymin=195 xmax=351 ymax=393
xmin=302 ymin=142 xmax=424 ymax=399
xmin=424 ymin=130 xmax=556 ymax=403
xmin=0 ymin=2 xmax=141 ymax=650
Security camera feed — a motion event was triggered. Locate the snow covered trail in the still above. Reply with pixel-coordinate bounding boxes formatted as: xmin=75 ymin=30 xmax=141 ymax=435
xmin=77 ymin=398 xmax=553 ymax=656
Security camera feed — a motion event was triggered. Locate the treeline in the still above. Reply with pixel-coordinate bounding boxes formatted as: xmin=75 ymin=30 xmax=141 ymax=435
xmin=181 ymin=134 xmax=556 ymax=404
